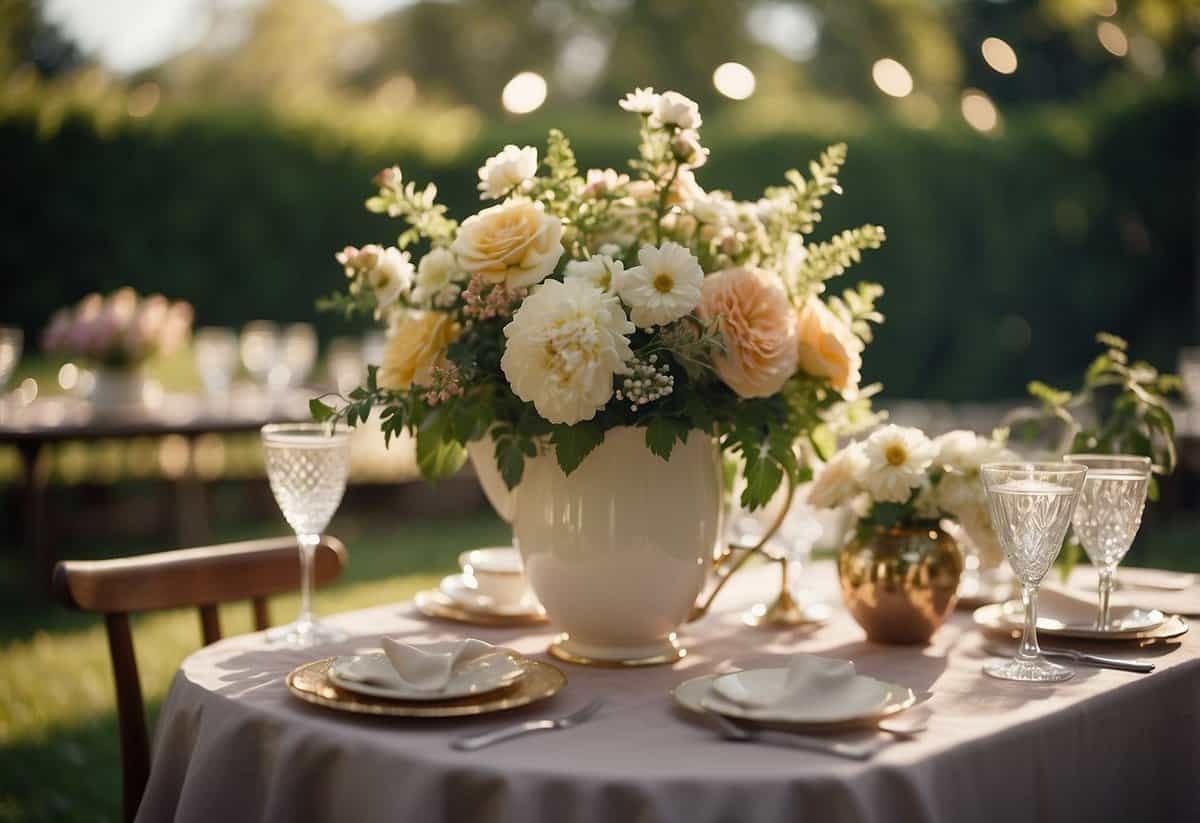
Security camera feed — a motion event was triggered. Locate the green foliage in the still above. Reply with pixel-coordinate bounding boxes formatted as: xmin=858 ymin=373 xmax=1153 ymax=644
xmin=1024 ymin=332 xmax=1182 ymax=479
xmin=793 ymin=225 xmax=886 ymax=296
xmin=549 ymin=422 xmax=606 ymax=475
xmin=768 ymin=142 xmax=847 ymax=238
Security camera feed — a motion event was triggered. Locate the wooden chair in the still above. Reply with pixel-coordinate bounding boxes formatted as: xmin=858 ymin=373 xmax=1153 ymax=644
xmin=52 ymin=535 xmax=348 ymax=822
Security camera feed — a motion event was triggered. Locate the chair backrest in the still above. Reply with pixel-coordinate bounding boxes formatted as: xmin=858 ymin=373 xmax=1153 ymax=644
xmin=52 ymin=535 xmax=347 ymax=823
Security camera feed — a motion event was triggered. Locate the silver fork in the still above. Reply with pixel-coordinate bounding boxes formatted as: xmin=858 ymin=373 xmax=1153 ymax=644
xmin=701 ymin=708 xmax=886 ymax=760
xmin=983 ymin=644 xmax=1154 ymax=673
xmin=451 ymin=699 xmax=605 ymax=751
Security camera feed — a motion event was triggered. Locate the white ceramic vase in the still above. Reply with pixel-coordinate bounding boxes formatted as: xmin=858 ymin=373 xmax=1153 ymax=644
xmin=513 ymin=426 xmax=723 ymax=665
xmin=466 ymin=437 xmax=515 ymax=524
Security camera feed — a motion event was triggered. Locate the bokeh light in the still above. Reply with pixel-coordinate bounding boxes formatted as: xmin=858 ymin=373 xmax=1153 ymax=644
xmin=501 ymin=72 xmax=548 ymax=114
xmin=712 ymin=62 xmax=756 ymax=100
xmin=981 ymin=37 xmax=1018 ymax=74
xmin=1096 ymin=0 xmax=1118 ymax=16
xmin=872 ymin=58 xmax=913 ymax=98
xmin=960 ymin=89 xmax=999 ymax=132
xmin=126 ymin=82 xmax=160 ymax=118
xmin=57 ymin=362 xmax=79 ymax=391
xmin=1097 ymin=22 xmax=1129 ymax=57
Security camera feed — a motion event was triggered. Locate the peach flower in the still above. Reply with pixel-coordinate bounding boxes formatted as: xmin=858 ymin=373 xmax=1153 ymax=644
xmin=794 ymin=296 xmax=862 ymax=394
xmin=698 ymin=267 xmax=799 ymax=398
xmin=378 ymin=311 xmax=460 ymax=391
xmin=451 ymin=200 xmax=564 ymax=289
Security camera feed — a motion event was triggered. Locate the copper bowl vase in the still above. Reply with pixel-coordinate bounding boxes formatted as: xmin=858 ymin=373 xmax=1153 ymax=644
xmin=837 ymin=524 xmax=964 ymax=645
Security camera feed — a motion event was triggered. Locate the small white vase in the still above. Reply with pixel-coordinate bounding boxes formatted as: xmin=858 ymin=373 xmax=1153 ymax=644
xmin=466 ymin=436 xmax=515 ymax=524
xmin=89 ymin=368 xmax=150 ymax=412
xmin=513 ymin=426 xmax=723 ymax=665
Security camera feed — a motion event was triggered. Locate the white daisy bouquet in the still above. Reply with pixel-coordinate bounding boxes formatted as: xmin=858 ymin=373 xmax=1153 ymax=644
xmin=808 ymin=424 xmax=1014 ymax=552
xmin=316 ymin=88 xmax=887 ymax=510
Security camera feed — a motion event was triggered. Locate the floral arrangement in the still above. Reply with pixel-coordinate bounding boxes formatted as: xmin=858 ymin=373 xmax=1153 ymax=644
xmin=808 ymin=424 xmax=1014 ymax=557
xmin=42 ymin=288 xmax=194 ymax=368
xmin=316 ymin=88 xmax=886 ymax=509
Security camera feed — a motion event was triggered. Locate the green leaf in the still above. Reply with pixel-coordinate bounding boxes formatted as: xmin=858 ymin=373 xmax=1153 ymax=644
xmin=494 ymin=435 xmax=528 ymax=490
xmin=551 ymin=422 xmax=605 ymax=475
xmin=309 ymin=397 xmax=335 ymax=422
xmin=809 ymin=424 xmax=837 ymax=461
xmin=645 ymin=417 xmax=688 ymax=461
xmin=740 ymin=454 xmax=783 ymax=510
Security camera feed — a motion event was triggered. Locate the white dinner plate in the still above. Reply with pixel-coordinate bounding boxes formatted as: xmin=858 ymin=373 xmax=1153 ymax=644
xmin=997 ymin=598 xmax=1165 ymax=637
xmin=973 ymin=603 xmax=1188 ymax=642
xmin=672 ymin=673 xmax=914 ymax=729
xmin=440 ymin=574 xmax=544 ymax=618
xmin=329 ymin=649 xmax=525 ymax=701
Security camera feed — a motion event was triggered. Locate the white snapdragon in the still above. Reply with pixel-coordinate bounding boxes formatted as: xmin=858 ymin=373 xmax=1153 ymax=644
xmin=564 ymin=255 xmax=625 ymax=294
xmin=477 ymin=144 xmax=538 ymax=200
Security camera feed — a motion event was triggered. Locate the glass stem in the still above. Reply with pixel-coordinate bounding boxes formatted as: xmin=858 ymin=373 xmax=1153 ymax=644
xmin=297 ymin=533 xmax=319 ymax=628
xmin=1096 ymin=566 xmax=1115 ymax=631
xmin=1017 ymin=583 xmax=1041 ymax=661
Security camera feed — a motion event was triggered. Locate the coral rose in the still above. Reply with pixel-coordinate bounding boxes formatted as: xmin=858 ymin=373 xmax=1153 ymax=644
xmin=795 ymin=296 xmax=862 ymax=394
xmin=698 ymin=267 xmax=799 ymax=398
xmin=451 ymin=201 xmax=564 ymax=290
xmin=378 ymin=311 xmax=460 ymax=391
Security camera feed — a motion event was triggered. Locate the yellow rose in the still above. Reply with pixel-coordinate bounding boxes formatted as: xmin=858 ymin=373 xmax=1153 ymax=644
xmin=378 ymin=311 xmax=460 ymax=391
xmin=697 ymin=267 xmax=799 ymax=399
xmin=450 ymin=200 xmax=564 ymax=289
xmin=795 ymin=296 xmax=862 ymax=394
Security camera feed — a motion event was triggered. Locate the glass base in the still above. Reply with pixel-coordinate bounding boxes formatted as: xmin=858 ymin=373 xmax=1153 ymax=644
xmin=983 ymin=654 xmax=1073 ymax=683
xmin=267 ymin=619 xmax=347 ymax=649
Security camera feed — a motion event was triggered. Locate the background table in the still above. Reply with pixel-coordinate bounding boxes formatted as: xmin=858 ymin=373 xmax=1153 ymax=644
xmin=140 ymin=564 xmax=1200 ymax=823
xmin=0 ymin=390 xmax=309 ymax=590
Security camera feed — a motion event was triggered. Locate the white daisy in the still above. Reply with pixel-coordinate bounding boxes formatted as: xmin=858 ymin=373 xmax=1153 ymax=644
xmin=477 ymin=144 xmax=538 ymax=200
xmin=564 ymin=255 xmax=624 ymax=294
xmin=618 ymin=87 xmax=660 ymax=115
xmin=618 ymin=241 xmax=704 ymax=329
xmin=861 ymin=425 xmax=935 ymax=504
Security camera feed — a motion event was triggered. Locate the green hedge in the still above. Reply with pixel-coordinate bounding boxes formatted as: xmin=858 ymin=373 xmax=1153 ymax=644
xmin=1 ymin=84 xmax=1194 ymax=401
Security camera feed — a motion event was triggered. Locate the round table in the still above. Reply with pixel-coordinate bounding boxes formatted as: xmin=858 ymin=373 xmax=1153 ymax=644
xmin=139 ymin=564 xmax=1200 ymax=823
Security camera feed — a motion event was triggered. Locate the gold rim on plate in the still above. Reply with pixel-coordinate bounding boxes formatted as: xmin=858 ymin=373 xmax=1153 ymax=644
xmin=670 ymin=673 xmax=916 ymax=733
xmin=414 ymin=589 xmax=549 ymax=627
xmin=287 ymin=656 xmax=566 ymax=717
xmin=972 ymin=603 xmax=1190 ymax=642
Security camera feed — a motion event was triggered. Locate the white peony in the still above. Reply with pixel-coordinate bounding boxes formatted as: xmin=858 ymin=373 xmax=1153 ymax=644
xmin=808 ymin=444 xmax=869 ymax=509
xmin=451 ymin=200 xmax=564 ymax=289
xmin=477 ymin=144 xmax=538 ymax=200
xmin=861 ymin=425 xmax=935 ymax=504
xmin=501 ymin=278 xmax=635 ymax=425
xmin=651 ymin=90 xmax=702 ymax=130
xmin=565 ymin=255 xmax=624 ymax=294
xmin=619 ymin=86 xmax=660 ymax=115
xmin=618 ymin=241 xmax=704 ymax=328
xmin=412 ymin=247 xmax=465 ymax=308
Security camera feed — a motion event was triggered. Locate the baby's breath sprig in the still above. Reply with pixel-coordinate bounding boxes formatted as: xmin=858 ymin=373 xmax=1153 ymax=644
xmin=614 ymin=354 xmax=675 ymax=412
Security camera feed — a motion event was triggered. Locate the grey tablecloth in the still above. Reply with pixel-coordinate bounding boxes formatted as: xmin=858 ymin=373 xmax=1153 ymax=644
xmin=138 ymin=564 xmax=1200 ymax=823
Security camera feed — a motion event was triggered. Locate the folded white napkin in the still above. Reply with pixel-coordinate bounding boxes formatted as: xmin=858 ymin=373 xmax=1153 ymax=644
xmin=711 ymin=655 xmax=861 ymax=710
xmin=344 ymin=638 xmax=499 ymax=692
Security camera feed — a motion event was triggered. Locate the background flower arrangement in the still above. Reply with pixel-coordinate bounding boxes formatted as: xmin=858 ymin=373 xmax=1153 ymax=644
xmin=316 ymin=88 xmax=886 ymax=510
xmin=41 ymin=287 xmax=194 ymax=369
xmin=809 ymin=424 xmax=1015 ymax=556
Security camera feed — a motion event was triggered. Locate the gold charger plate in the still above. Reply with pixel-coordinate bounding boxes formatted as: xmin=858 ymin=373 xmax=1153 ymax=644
xmin=670 ymin=673 xmax=916 ymax=733
xmin=287 ymin=656 xmax=566 ymax=717
xmin=973 ymin=604 xmax=1190 ymax=643
xmin=414 ymin=589 xmax=549 ymax=627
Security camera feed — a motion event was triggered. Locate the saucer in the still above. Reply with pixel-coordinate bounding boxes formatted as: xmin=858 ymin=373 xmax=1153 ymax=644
xmin=974 ymin=603 xmax=1188 ymax=642
xmin=997 ymin=596 xmax=1165 ymax=636
xmin=414 ymin=589 xmax=549 ymax=627
xmin=672 ymin=674 xmax=915 ymax=731
xmin=440 ymin=574 xmax=544 ymax=617
xmin=328 ymin=649 xmax=524 ymax=701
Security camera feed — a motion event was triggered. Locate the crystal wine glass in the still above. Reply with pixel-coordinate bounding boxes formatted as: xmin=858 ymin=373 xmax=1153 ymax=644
xmin=261 ymin=423 xmax=350 ymax=647
xmin=194 ymin=327 xmax=239 ymax=402
xmin=981 ymin=462 xmax=1087 ymax=682
xmin=1063 ymin=454 xmax=1151 ymax=630
xmin=241 ymin=321 xmax=280 ymax=387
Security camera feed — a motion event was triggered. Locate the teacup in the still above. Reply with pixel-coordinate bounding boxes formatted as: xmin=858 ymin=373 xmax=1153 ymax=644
xmin=458 ymin=547 xmax=534 ymax=610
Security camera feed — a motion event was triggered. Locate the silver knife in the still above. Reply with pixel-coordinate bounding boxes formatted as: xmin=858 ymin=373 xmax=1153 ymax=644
xmin=984 ymin=645 xmax=1154 ymax=673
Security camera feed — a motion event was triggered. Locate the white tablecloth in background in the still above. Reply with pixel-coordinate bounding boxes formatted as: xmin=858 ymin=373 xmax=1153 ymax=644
xmin=138 ymin=564 xmax=1200 ymax=823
